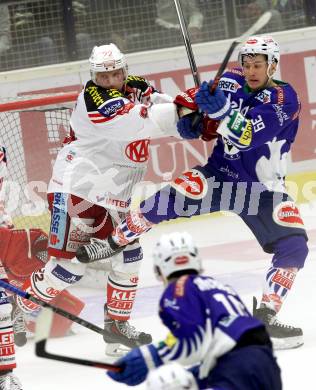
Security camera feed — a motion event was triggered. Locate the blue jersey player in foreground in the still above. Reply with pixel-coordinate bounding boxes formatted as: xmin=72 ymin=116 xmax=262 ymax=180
xmin=77 ymin=35 xmax=308 ymax=350
xmin=108 ymin=232 xmax=282 ymax=389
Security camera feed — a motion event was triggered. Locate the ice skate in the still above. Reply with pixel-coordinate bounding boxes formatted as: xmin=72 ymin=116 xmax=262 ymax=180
xmin=76 ymin=236 xmax=123 ymax=263
xmin=0 ymin=371 xmax=23 ymax=390
xmin=11 ymin=300 xmax=27 ymax=347
xmin=253 ymin=297 xmax=303 ymax=350
xmin=103 ymin=317 xmax=152 ymax=349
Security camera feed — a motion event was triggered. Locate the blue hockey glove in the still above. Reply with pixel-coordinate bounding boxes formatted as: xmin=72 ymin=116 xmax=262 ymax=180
xmin=177 ymin=113 xmax=203 ymax=139
xmin=107 ymin=344 xmax=162 ymax=386
xmin=195 ymin=81 xmax=232 ymax=120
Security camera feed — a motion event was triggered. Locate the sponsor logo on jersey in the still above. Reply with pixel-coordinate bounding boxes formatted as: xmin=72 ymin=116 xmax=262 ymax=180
xmin=163 ymin=298 xmax=180 ymax=310
xmin=65 ymin=150 xmax=76 ymax=163
xmin=66 ymin=218 xmax=93 ymax=252
xmin=125 ymin=139 xmax=150 ymax=162
xmin=123 ymin=247 xmax=143 ymax=263
xmin=272 ymin=104 xmax=289 ymax=126
xmin=45 ymin=287 xmax=60 ymax=298
xmin=103 ymin=197 xmax=130 ymax=209
xmin=130 ymin=276 xmax=139 ymax=284
xmin=275 ymin=86 xmax=284 ymax=104
xmin=0 ymin=290 xmax=9 ymax=305
xmin=230 ymin=68 xmax=243 ymax=76
xmin=222 ymin=141 xmax=240 ymax=160
xmin=174 ymin=275 xmax=189 ymax=297
xmin=229 ymin=111 xmax=244 ymax=134
xmin=99 ymin=99 xmax=124 ymax=117
xmin=239 ymin=120 xmax=252 ymax=146
xmin=272 ymin=201 xmax=304 ymax=228
xmin=255 ymin=89 xmax=272 ymax=103
xmin=218 ymin=77 xmax=241 ymax=93
xmin=51 ymin=264 xmax=82 ymax=284
xmin=49 ymin=193 xmax=67 ymax=249
xmin=171 ymin=169 xmax=208 ymax=200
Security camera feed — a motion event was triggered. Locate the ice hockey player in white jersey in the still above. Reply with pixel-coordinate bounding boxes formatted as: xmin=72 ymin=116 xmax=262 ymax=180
xmin=15 ymin=43 xmax=179 ymax=354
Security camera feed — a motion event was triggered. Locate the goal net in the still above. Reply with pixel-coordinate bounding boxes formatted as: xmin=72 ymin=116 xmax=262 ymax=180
xmin=0 ymin=92 xmax=108 ymax=287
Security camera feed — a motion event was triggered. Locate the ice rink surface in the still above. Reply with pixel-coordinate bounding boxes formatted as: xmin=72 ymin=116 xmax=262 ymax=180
xmin=14 ymin=202 xmax=316 ymax=389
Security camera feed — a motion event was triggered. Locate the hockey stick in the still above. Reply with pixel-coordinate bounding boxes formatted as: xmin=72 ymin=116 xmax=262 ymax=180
xmin=191 ymin=11 xmax=272 ymax=129
xmin=0 ymin=279 xmax=104 ymax=336
xmin=35 ymin=308 xmax=122 ymax=372
xmin=173 ymin=0 xmax=200 ymax=86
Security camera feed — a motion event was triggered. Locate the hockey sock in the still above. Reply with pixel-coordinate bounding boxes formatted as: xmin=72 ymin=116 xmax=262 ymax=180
xmin=106 ymin=274 xmax=138 ymax=320
xmin=0 ymin=289 xmax=16 ymax=370
xmin=261 ymin=266 xmax=298 ymax=313
xmin=112 ymin=210 xmax=153 ymax=246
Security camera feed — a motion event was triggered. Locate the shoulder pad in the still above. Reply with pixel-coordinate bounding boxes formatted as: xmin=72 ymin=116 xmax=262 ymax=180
xmin=84 ymin=80 xmax=125 ymax=111
xmin=126 ymin=75 xmax=152 ymax=93
xmin=227 ymin=67 xmax=244 ymax=77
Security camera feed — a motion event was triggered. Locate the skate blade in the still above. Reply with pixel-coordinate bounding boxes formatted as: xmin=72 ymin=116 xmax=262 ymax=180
xmin=105 ymin=343 xmax=131 ymax=357
xmin=272 ymin=335 xmax=304 ymax=350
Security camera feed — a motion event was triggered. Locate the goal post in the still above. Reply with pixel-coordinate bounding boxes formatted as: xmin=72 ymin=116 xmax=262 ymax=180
xmin=0 ymin=91 xmax=111 ymax=287
xmin=0 ymin=92 xmax=78 ymax=232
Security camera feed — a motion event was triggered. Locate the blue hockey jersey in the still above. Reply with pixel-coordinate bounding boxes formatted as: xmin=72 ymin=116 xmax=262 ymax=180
xmin=153 ymin=275 xmax=264 ymax=379
xmin=206 ymin=68 xmax=300 ymax=191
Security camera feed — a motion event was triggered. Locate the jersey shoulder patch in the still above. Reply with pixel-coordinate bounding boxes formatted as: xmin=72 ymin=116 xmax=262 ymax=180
xmin=270 ymin=82 xmax=299 ymax=110
xmin=220 ymin=68 xmax=245 ymax=93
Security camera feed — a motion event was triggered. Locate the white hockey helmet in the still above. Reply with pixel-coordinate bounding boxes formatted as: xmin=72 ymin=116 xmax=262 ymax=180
xmin=152 ymin=232 xmax=202 ymax=280
xmin=146 ymin=362 xmax=198 ymax=390
xmin=238 ymin=35 xmax=280 ymax=69
xmin=89 ymin=43 xmax=128 ymax=83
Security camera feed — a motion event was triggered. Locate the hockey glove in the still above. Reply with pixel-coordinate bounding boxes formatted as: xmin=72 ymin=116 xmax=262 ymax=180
xmin=174 ymin=87 xmax=199 ymax=118
xmin=195 ymin=81 xmax=232 ymax=120
xmin=177 ymin=113 xmax=219 ymax=141
xmin=177 ymin=113 xmax=202 ymax=139
xmin=107 ymin=344 xmax=162 ymax=386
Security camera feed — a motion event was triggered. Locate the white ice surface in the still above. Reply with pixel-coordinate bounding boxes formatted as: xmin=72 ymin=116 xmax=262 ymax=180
xmin=14 ymin=203 xmax=316 ymax=389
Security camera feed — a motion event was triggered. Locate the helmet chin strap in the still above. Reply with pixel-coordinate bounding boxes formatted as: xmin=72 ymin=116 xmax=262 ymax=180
xmin=263 ymin=63 xmax=277 ymax=88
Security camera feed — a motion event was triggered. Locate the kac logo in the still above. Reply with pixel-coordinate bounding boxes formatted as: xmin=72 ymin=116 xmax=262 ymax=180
xmin=125 ymin=139 xmax=150 ymax=162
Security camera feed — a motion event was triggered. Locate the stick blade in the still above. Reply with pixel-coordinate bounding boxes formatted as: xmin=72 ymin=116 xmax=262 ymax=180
xmin=35 ymin=307 xmax=53 ymax=343
xmin=240 ymin=11 xmax=272 ymax=41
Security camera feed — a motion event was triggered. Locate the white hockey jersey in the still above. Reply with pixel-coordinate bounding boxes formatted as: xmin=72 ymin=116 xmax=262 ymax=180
xmin=48 ymin=76 xmax=178 ymax=211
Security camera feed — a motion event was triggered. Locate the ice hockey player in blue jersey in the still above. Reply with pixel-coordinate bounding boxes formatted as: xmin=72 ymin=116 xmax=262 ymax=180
xmin=107 ymin=232 xmax=282 ymax=389
xmin=77 ymin=35 xmax=308 ymax=350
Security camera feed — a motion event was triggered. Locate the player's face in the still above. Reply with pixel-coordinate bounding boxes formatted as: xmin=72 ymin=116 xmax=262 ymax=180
xmin=242 ymin=54 xmax=270 ymax=91
xmin=95 ymin=69 xmax=125 ymax=90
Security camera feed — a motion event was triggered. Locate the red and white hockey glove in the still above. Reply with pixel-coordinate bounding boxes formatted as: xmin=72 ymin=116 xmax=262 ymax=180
xmin=174 ymin=87 xmax=199 ymax=117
